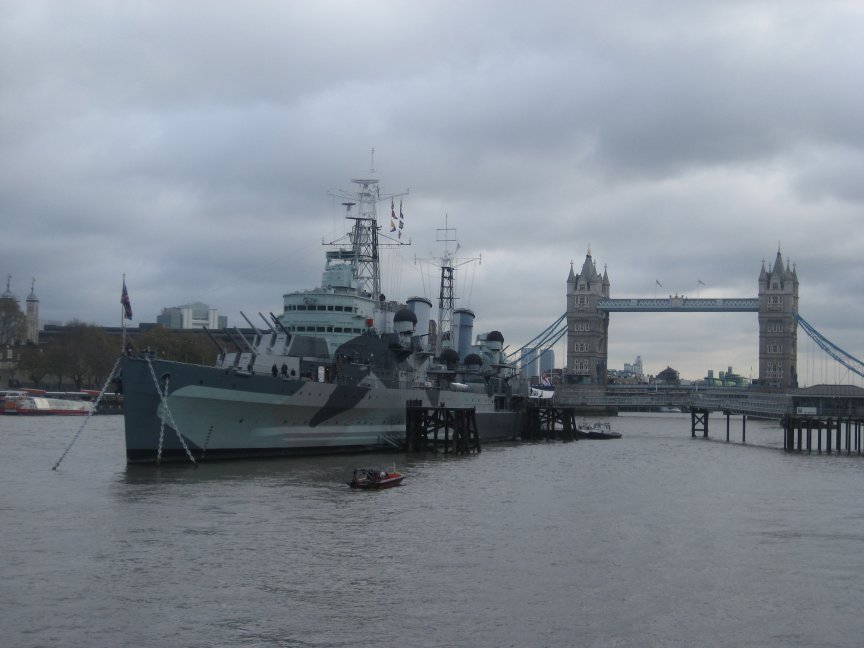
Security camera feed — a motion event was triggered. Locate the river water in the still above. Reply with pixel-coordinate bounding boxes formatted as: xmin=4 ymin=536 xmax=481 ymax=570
xmin=2 ymin=413 xmax=864 ymax=647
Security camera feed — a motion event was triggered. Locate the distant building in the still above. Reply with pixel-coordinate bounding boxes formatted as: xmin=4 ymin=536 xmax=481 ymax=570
xmin=157 ymin=302 xmax=227 ymax=330
xmin=26 ymin=279 xmax=39 ymax=344
xmin=655 ymin=366 xmax=680 ymax=385
xmin=703 ymin=366 xmax=748 ymax=387
xmin=1 ymin=274 xmax=39 ymax=346
xmin=622 ymin=355 xmax=643 ymax=379
xmin=608 ymin=355 xmax=646 ymax=385
xmin=520 ymin=347 xmax=555 ymax=382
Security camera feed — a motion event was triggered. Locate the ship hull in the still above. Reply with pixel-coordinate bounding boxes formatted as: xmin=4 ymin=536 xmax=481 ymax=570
xmin=122 ymin=356 xmax=521 ymax=464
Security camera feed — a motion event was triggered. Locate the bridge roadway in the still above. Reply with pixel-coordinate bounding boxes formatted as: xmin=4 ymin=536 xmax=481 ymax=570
xmin=552 ymin=384 xmax=792 ymax=418
xmin=596 ymin=297 xmax=760 ymax=312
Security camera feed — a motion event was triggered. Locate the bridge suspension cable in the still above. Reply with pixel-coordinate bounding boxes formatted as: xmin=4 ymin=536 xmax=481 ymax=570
xmin=507 ymin=313 xmax=568 ymax=363
xmin=796 ymin=314 xmax=864 ymax=381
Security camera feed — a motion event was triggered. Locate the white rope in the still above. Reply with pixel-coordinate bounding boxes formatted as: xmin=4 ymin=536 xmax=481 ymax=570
xmin=52 ymin=355 xmax=123 ymax=471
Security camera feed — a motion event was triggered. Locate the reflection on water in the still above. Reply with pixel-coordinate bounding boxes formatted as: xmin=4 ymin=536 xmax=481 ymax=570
xmin=3 ymin=413 xmax=864 ymax=647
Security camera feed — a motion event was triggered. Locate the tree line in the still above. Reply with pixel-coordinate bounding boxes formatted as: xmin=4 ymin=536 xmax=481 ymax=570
xmin=2 ymin=299 xmax=217 ymax=390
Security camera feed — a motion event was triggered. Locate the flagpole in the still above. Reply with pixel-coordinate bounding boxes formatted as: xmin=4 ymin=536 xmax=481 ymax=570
xmin=121 ymin=273 xmax=126 ymax=352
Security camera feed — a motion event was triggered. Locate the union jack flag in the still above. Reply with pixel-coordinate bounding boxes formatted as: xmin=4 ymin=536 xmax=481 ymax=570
xmin=121 ymin=280 xmax=133 ymax=320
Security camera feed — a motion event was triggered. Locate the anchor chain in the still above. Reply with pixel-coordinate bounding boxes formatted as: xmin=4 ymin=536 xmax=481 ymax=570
xmin=145 ymin=356 xmax=197 ymax=466
xmin=52 ymin=355 xmax=123 ymax=471
xmin=156 ymin=376 xmax=168 ymax=464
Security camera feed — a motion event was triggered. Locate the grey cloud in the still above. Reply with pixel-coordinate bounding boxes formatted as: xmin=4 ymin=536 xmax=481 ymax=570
xmin=2 ymin=0 xmax=863 ymax=381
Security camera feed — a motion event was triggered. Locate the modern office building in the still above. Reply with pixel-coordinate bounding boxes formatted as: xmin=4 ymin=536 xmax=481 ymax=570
xmin=157 ymin=302 xmax=227 ymax=330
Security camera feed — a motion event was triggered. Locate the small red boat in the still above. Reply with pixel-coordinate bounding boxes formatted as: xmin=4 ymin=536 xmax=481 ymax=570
xmin=348 ymin=467 xmax=405 ymax=489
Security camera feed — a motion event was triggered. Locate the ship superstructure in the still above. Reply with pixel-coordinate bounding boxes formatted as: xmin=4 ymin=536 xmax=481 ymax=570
xmin=278 ymin=178 xmax=406 ymax=355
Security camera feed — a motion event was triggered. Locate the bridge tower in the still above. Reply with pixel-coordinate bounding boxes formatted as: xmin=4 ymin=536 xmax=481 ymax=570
xmin=758 ymin=250 xmax=798 ymax=388
xmin=565 ymin=249 xmax=609 ymax=384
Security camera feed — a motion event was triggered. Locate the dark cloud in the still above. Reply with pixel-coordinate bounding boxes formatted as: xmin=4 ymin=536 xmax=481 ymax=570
xmin=1 ymin=0 xmax=862 ymax=381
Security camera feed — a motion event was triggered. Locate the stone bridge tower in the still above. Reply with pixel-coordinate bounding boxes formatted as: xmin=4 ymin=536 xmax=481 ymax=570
xmin=758 ymin=250 xmax=798 ymax=388
xmin=565 ymin=249 xmax=609 ymax=384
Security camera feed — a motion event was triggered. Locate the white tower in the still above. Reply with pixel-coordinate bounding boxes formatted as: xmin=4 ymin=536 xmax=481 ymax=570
xmin=26 ymin=278 xmax=39 ymax=344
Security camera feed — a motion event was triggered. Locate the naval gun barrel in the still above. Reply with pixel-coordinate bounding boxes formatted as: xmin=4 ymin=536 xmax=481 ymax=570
xmin=240 ymin=311 xmax=264 ymax=341
xmin=232 ymin=327 xmax=256 ymax=353
xmin=268 ymin=312 xmax=290 ymax=335
xmin=201 ymin=326 xmax=226 ymax=356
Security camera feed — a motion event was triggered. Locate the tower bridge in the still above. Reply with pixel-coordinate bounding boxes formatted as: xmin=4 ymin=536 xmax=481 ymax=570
xmin=564 ymin=248 xmax=799 ymax=388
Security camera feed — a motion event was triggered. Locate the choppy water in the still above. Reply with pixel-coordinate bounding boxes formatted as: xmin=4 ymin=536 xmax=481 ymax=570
xmin=2 ymin=413 xmax=864 ymax=647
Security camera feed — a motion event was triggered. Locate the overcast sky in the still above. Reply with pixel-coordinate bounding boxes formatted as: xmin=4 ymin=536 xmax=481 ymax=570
xmin=2 ymin=0 xmax=862 ymax=382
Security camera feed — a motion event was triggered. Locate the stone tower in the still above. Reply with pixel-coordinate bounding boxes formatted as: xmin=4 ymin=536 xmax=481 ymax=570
xmin=565 ymin=249 xmax=610 ymax=384
xmin=758 ymin=250 xmax=798 ymax=388
xmin=26 ymin=278 xmax=39 ymax=344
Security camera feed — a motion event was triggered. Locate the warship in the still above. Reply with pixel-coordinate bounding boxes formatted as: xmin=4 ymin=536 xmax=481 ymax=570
xmin=120 ymin=176 xmax=529 ymax=463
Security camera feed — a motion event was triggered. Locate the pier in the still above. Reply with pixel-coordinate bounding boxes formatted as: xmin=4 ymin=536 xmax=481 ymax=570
xmin=782 ymin=416 xmax=864 ymax=455
xmin=405 ymin=400 xmax=480 ymax=454
xmin=522 ymin=403 xmax=577 ymax=442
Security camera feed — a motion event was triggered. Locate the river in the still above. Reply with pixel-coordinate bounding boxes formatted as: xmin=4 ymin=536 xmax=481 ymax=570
xmin=2 ymin=413 xmax=863 ymax=647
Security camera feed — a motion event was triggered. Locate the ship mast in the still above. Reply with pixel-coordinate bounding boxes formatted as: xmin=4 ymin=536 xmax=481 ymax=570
xmin=348 ymin=178 xmax=381 ymax=300
xmin=326 ymin=177 xmax=409 ymax=304
xmin=433 ymin=215 xmax=480 ymax=355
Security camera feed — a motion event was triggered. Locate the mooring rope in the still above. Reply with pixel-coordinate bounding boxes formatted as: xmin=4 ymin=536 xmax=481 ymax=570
xmin=144 ymin=356 xmax=197 ymax=466
xmin=52 ymin=355 xmax=123 ymax=471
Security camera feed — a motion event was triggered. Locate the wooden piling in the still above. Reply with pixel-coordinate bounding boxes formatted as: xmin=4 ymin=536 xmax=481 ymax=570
xmin=522 ymin=404 xmax=577 ymax=442
xmin=405 ymin=401 xmax=480 ymax=455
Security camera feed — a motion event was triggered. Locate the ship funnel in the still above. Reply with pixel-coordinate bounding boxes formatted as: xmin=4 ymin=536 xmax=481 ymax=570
xmin=453 ymin=308 xmax=475 ymax=360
